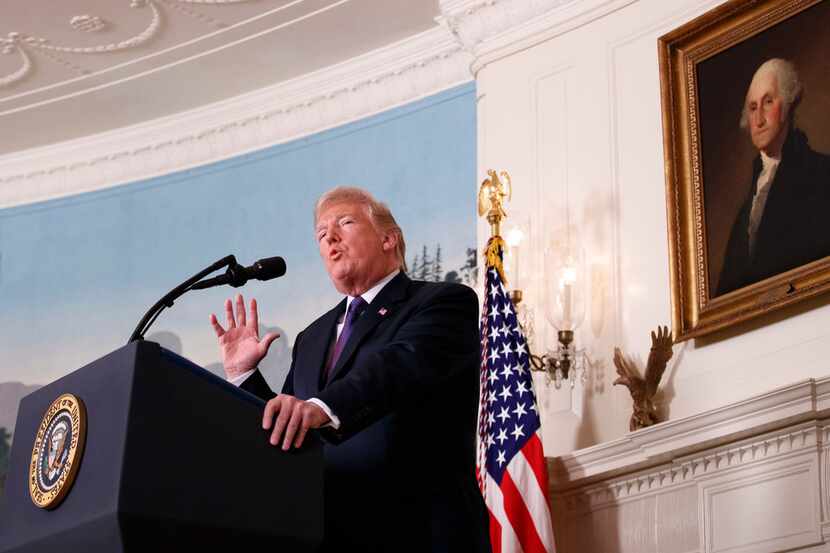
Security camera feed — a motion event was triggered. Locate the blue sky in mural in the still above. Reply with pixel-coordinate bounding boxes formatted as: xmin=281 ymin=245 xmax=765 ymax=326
xmin=0 ymin=83 xmax=477 ymax=392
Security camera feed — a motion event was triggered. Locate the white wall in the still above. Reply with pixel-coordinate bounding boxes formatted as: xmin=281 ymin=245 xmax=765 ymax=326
xmin=471 ymin=0 xmax=830 ymax=456
xmin=7 ymin=0 xmax=830 ymax=462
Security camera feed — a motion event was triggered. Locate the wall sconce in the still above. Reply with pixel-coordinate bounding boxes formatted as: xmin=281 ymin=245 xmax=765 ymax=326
xmin=501 ymin=225 xmax=587 ymax=389
xmin=542 ymin=247 xmax=587 ymax=388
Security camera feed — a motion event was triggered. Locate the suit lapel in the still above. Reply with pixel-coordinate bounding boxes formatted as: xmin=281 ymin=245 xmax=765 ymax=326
xmin=756 ymin=156 xmax=797 ymax=251
xmin=300 ymin=299 xmax=344 ymax=394
xmin=327 ymin=272 xmax=411 ymax=383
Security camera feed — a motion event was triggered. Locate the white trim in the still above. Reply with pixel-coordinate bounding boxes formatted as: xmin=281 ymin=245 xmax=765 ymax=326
xmin=559 ymin=422 xmax=821 ymax=506
xmin=550 ymin=377 xmax=830 ymax=488
xmin=438 ymin=0 xmax=638 ymax=75
xmin=0 ymin=0 xmax=655 ymax=209
xmin=0 ymin=26 xmax=473 ymax=209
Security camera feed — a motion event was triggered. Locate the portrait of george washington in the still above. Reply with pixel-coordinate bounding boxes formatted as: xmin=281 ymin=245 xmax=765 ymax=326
xmin=696 ymin=1 xmax=830 ymax=298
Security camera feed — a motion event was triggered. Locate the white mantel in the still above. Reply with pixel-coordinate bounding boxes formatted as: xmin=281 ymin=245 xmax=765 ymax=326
xmin=550 ymin=377 xmax=830 ymax=553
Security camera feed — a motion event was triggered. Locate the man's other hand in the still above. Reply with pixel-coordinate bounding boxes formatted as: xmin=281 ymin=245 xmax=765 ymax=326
xmin=209 ymin=294 xmax=280 ymax=379
xmin=262 ymin=395 xmax=330 ymax=450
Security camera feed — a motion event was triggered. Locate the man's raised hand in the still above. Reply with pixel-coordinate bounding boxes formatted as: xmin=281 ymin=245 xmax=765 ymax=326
xmin=209 ymin=294 xmax=280 ymax=379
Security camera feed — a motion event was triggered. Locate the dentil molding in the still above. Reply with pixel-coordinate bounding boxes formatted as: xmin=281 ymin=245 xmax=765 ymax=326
xmin=550 ymin=377 xmax=830 ymax=491
xmin=558 ymin=422 xmax=820 ymax=510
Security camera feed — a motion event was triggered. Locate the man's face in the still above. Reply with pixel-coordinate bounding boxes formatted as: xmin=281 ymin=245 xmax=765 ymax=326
xmin=745 ymin=70 xmax=789 ymax=156
xmin=315 ymin=201 xmax=393 ymax=294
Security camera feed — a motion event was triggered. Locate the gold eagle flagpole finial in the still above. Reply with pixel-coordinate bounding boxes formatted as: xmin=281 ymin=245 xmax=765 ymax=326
xmin=478 ymin=169 xmax=512 ymax=238
xmin=478 ymin=169 xmax=512 ymax=284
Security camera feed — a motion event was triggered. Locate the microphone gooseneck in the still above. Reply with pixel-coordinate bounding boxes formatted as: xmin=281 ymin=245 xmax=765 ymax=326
xmin=127 ymin=255 xmax=286 ymax=344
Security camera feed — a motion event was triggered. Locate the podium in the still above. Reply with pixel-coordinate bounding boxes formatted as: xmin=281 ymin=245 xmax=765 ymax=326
xmin=0 ymin=341 xmax=323 ymax=552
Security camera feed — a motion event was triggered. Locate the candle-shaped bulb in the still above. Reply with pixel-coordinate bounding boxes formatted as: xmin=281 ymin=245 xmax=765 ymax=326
xmin=505 ymin=226 xmax=524 ymax=289
xmin=561 ymin=263 xmax=577 ymax=328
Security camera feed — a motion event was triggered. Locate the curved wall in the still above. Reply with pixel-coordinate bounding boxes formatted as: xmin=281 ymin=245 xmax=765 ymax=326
xmin=0 ymin=83 xmax=477 ymax=439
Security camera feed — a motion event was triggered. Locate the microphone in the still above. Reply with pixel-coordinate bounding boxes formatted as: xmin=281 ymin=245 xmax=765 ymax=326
xmin=128 ymin=254 xmax=286 ymax=343
xmin=191 ymin=257 xmax=286 ymax=290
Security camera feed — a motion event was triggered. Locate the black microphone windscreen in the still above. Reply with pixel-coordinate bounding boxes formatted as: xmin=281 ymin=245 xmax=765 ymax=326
xmin=254 ymin=257 xmax=286 ymax=281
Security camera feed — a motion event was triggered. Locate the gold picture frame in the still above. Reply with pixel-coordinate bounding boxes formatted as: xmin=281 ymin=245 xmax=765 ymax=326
xmin=659 ymin=0 xmax=830 ymax=341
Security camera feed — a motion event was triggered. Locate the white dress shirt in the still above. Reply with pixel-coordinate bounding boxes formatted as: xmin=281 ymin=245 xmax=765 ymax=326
xmin=748 ymin=151 xmax=781 ymax=256
xmin=229 ymin=269 xmax=401 ymax=429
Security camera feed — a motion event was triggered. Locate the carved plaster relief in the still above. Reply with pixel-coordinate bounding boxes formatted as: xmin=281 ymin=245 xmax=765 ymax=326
xmin=0 ymin=1 xmax=163 ymax=89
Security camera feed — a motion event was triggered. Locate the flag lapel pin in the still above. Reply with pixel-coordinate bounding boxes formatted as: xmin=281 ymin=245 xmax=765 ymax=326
xmin=378 ymin=307 xmax=388 ymax=316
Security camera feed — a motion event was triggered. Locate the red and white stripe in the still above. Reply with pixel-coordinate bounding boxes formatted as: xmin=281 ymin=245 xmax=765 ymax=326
xmin=484 ymin=432 xmax=555 ymax=553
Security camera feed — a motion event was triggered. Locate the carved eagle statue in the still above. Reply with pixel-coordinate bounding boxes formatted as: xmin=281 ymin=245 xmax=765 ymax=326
xmin=613 ymin=325 xmax=674 ymax=431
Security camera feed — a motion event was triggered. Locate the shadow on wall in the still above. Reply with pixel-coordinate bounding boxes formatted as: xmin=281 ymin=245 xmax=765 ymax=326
xmin=556 ymin=347 xmax=607 ymax=452
xmin=258 ymin=325 xmax=291 ymax=391
xmin=146 ymin=330 xmax=183 ymax=356
xmin=656 ymin=340 xmax=688 ymax=423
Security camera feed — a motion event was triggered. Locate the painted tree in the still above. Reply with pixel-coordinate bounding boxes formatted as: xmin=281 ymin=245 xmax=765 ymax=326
xmin=0 ymin=427 xmax=10 ymax=498
xmin=460 ymin=247 xmax=478 ymax=286
xmin=409 ymin=252 xmax=420 ymax=278
xmin=433 ymin=244 xmax=443 ymax=282
xmin=418 ymin=245 xmax=432 ymax=281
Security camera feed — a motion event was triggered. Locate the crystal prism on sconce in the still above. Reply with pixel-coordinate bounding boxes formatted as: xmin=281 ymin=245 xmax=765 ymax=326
xmin=543 ymin=329 xmax=587 ymax=389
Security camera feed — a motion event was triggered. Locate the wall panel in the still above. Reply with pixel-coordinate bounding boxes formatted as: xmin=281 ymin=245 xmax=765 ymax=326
xmin=475 ymin=0 xmax=830 ymax=457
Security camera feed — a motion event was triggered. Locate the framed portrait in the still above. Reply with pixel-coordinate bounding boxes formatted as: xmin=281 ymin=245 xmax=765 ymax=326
xmin=659 ymin=0 xmax=830 ymax=340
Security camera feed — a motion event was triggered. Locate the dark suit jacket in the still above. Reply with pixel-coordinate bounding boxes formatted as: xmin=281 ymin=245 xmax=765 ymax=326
xmin=242 ymin=272 xmax=491 ymax=553
xmin=717 ymin=129 xmax=830 ymax=296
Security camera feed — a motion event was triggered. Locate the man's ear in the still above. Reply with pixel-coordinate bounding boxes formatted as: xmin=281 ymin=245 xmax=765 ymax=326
xmin=381 ymin=231 xmax=398 ymax=252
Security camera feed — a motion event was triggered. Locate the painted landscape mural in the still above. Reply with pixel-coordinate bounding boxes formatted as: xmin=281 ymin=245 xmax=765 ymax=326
xmin=0 ymin=84 xmax=477 ymax=496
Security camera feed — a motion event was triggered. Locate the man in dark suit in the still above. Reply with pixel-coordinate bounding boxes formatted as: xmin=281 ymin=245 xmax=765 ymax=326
xmin=209 ymin=187 xmax=490 ymax=552
xmin=717 ymin=58 xmax=830 ymax=296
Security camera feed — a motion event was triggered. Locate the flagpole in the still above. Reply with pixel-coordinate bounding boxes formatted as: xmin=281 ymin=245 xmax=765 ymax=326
xmin=475 ymin=169 xmax=557 ymax=553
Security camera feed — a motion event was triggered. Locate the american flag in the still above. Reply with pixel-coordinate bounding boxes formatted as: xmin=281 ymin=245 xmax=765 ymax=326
xmin=477 ymin=237 xmax=555 ymax=553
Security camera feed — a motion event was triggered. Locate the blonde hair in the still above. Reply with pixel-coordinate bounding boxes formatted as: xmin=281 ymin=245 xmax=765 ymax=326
xmin=314 ymin=186 xmax=407 ymax=272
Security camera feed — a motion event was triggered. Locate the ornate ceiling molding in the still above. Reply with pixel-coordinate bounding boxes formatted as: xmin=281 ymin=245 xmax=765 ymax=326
xmin=437 ymin=0 xmax=638 ymax=74
xmin=1 ymin=1 xmax=162 ymax=91
xmin=0 ymin=26 xmax=473 ymax=209
xmin=69 ymin=16 xmax=109 ymax=34
xmin=0 ymin=0 xmax=648 ymax=209
xmin=0 ymin=0 xmax=350 ymax=111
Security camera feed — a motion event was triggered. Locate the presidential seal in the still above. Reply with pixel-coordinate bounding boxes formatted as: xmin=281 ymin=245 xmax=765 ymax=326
xmin=29 ymin=393 xmax=87 ymax=509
